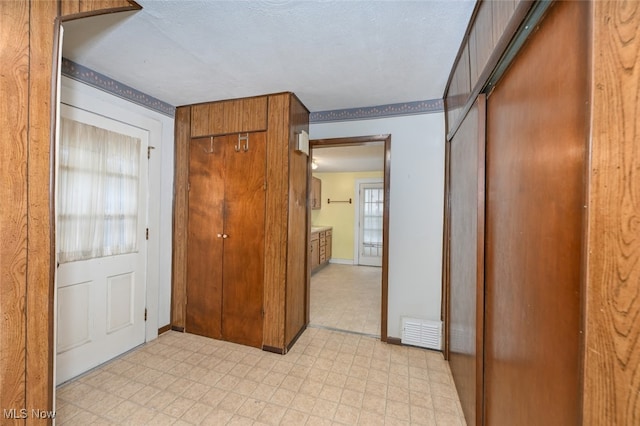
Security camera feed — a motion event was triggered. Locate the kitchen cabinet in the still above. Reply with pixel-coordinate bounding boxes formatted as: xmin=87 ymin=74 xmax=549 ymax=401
xmin=173 ymin=93 xmax=310 ymax=353
xmin=310 ymin=227 xmax=332 ymax=273
xmin=311 ymin=177 xmax=321 ymax=209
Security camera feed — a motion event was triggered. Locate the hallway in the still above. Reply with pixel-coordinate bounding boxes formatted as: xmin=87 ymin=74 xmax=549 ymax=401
xmin=310 ymin=264 xmax=381 ymax=336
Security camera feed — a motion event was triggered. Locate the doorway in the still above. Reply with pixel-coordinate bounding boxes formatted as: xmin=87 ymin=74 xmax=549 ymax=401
xmin=308 ymin=135 xmax=390 ymax=341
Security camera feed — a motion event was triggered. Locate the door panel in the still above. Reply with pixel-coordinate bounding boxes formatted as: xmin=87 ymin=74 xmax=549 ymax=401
xmin=357 ymin=182 xmax=384 ymax=267
xmin=484 ymin=1 xmax=588 ymax=424
xmin=222 ymin=133 xmax=266 ymax=348
xmin=56 ymin=105 xmax=147 ymax=385
xmin=186 ymin=136 xmax=225 ymax=339
xmin=448 ymin=95 xmax=485 ymax=425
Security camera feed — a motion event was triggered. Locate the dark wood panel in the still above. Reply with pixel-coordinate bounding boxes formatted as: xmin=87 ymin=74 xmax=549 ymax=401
xmin=469 ymin=2 xmax=493 ymax=85
xmin=61 ymin=0 xmax=140 ymax=21
xmin=262 ymin=94 xmax=289 ymax=349
xmin=223 ymin=99 xmax=242 ymax=134
xmin=446 ymin=43 xmax=471 ymax=137
xmin=583 ymin=1 xmax=640 ymax=424
xmin=448 ymin=95 xmax=485 ymax=426
xmin=209 ymin=102 xmax=225 ymax=136
xmin=241 ymin=96 xmax=268 ymax=133
xmin=484 ymin=2 xmax=588 ymax=424
xmin=0 ymin=0 xmax=29 ymax=419
xmin=171 ymin=106 xmax=191 ymax=329
xmin=186 ymin=137 xmax=225 ymax=339
xmin=285 ymin=95 xmax=309 ymax=346
xmin=222 ymin=132 xmax=266 ymax=348
xmin=491 ymin=0 xmax=518 ymax=45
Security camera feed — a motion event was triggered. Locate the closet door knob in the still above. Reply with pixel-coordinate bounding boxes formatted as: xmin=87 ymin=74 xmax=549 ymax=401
xmin=217 ymin=233 xmax=223 ymax=238
xmin=222 ymin=234 xmax=229 ymax=239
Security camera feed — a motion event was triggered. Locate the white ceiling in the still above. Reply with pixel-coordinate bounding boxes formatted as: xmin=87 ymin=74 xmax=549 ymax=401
xmin=62 ymin=1 xmax=474 ymax=172
xmin=61 ymin=0 xmax=476 ymax=112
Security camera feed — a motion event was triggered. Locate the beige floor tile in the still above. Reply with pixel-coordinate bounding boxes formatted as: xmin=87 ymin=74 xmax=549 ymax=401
xmin=280 ymin=408 xmax=309 ymax=424
xmin=256 ymin=402 xmax=287 ymax=425
xmin=334 ymin=403 xmax=360 ymax=424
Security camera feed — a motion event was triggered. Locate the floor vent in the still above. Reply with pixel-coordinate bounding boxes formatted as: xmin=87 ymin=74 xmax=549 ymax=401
xmin=401 ymin=317 xmax=442 ymax=350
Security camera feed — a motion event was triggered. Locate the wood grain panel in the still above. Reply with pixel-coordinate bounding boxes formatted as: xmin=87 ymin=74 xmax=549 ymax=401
xmin=223 ymin=99 xmax=242 ymax=134
xmin=470 ymin=2 xmax=494 ymax=88
xmin=263 ymin=94 xmax=289 ymax=350
xmin=484 ymin=2 xmax=588 ymax=424
xmin=584 ymin=1 xmax=640 ymax=424
xmin=222 ymin=132 xmax=266 ymax=348
xmin=285 ymin=95 xmax=309 ymax=346
xmin=208 ymin=101 xmax=225 ymax=135
xmin=0 ymin=0 xmax=29 ymax=419
xmin=190 ymin=103 xmax=210 ymax=138
xmin=448 ymin=95 xmax=485 ymax=426
xmin=186 ymin=137 xmax=225 ymax=339
xmin=491 ymin=0 xmax=518 ymax=45
xmin=171 ymin=106 xmax=191 ymax=329
xmin=445 ymin=43 xmax=471 ymax=138
xmin=241 ymin=96 xmax=268 ymax=133
xmin=26 ymin=1 xmax=57 ymax=420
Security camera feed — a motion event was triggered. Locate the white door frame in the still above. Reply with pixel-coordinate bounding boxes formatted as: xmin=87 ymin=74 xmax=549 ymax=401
xmin=354 ymin=177 xmax=384 ymax=265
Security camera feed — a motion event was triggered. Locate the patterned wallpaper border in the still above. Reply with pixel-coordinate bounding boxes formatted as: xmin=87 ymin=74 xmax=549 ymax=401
xmin=309 ymin=98 xmax=444 ymax=123
xmin=62 ymin=58 xmax=444 ymax=122
xmin=61 ymin=58 xmax=176 ymax=117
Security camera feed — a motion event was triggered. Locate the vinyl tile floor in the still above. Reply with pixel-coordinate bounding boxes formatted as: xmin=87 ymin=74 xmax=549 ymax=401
xmin=56 ymin=328 xmax=467 ymax=425
xmin=310 ymin=264 xmax=381 ymax=336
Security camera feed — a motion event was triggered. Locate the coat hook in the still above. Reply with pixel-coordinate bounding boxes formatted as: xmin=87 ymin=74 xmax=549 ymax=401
xmin=239 ymin=133 xmax=249 ymax=152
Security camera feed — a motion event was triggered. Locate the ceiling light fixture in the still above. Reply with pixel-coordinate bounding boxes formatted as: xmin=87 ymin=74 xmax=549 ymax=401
xmin=311 ymin=159 xmax=318 ymax=170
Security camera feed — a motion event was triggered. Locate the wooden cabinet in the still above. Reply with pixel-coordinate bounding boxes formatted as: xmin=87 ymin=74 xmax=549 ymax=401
xmin=173 ymin=93 xmax=310 ymax=353
xmin=311 ymin=177 xmax=322 ymax=209
xmin=311 ymin=227 xmax=332 ymax=273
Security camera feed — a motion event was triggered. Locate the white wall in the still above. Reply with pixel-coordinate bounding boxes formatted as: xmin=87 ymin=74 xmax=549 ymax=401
xmin=310 ymin=113 xmax=445 ymax=339
xmin=60 ymin=77 xmax=174 ymax=337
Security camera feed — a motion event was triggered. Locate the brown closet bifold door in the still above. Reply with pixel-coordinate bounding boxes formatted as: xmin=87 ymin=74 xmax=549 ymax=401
xmin=185 ymin=132 xmax=266 ymax=348
xmin=186 ymin=136 xmax=225 ymax=339
xmin=221 ymin=132 xmax=266 ymax=348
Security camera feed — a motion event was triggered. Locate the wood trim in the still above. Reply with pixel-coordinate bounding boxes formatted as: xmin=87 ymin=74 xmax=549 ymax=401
xmin=171 ymin=106 xmax=190 ymax=329
xmin=262 ymin=345 xmax=285 ymax=355
xmin=441 ymin=139 xmax=451 ymax=360
xmin=158 ymin=325 xmax=171 ymax=335
xmin=171 ymin=326 xmax=184 ymax=333
xmin=60 ymin=0 xmax=141 ymax=22
xmin=309 ymin=135 xmax=391 ymax=342
xmin=286 ymin=324 xmax=307 ymax=353
xmin=583 ymin=1 xmax=640 ymax=424
xmin=386 ymin=336 xmax=402 ymax=346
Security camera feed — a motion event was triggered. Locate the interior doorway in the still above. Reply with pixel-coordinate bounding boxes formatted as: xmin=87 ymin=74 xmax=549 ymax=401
xmin=308 ymin=135 xmax=390 ymax=341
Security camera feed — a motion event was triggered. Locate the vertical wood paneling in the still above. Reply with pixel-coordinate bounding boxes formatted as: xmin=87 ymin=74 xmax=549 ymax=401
xmin=241 ymin=96 xmax=268 ymax=132
xmin=171 ymin=106 xmax=191 ymax=329
xmin=448 ymin=96 xmax=485 ymax=426
xmin=446 ymin=44 xmax=471 ymax=137
xmin=26 ymin=1 xmax=57 ymax=420
xmin=0 ymin=0 xmax=29 ymax=418
xmin=484 ymin=2 xmax=588 ymax=424
xmin=584 ymin=1 xmax=640 ymax=424
xmin=79 ymin=0 xmax=133 ymax=13
xmin=60 ymin=0 xmax=81 ymax=16
xmin=209 ymin=102 xmax=224 ymax=135
xmin=492 ymin=0 xmax=518 ymax=45
xmin=469 ymin=1 xmax=494 ymax=85
xmin=61 ymin=0 xmax=140 ymax=21
xmin=223 ymin=99 xmax=242 ymax=134
xmin=263 ymin=94 xmax=289 ymax=350
xmin=190 ymin=103 xmax=210 ymax=138
xmin=285 ymin=95 xmax=309 ymax=346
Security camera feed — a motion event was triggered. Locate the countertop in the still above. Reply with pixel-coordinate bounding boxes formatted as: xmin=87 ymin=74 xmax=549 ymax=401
xmin=310 ymin=226 xmax=332 ymax=233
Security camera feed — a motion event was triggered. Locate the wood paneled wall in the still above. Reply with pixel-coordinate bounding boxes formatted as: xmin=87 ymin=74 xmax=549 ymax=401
xmin=172 ymin=93 xmax=310 ymax=353
xmin=0 ymin=1 xmax=140 ymax=424
xmin=448 ymin=95 xmax=485 ymax=426
xmin=444 ymin=0 xmax=529 ymax=140
xmin=583 ymin=1 xmax=640 ymax=424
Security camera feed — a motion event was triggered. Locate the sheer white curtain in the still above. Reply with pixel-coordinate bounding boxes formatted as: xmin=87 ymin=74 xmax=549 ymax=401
xmin=58 ymin=117 xmax=141 ymax=263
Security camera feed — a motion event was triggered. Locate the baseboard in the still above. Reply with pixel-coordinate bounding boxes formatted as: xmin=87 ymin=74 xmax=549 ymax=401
xmin=171 ymin=325 xmax=184 ymax=332
xmin=262 ymin=345 xmax=285 ymax=355
xmin=329 ymin=258 xmax=354 ymax=265
xmin=158 ymin=324 xmax=171 ymax=335
xmin=386 ymin=336 xmax=402 ymax=346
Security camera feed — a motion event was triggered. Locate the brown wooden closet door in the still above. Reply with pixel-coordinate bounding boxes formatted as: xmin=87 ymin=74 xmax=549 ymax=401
xmin=186 ymin=136 xmax=225 ymax=339
xmin=221 ymin=132 xmax=266 ymax=348
xmin=484 ymin=1 xmax=589 ymax=424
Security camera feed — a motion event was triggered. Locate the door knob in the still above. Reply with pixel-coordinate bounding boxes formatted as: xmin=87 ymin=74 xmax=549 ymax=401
xmin=222 ymin=234 xmax=229 ymax=239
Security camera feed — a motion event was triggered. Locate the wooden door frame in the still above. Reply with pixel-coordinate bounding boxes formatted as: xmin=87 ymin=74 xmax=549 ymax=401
xmin=308 ymin=135 xmax=391 ymax=342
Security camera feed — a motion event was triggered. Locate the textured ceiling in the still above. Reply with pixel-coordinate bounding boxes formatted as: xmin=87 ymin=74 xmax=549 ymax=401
xmin=61 ymin=0 xmax=475 ymax=112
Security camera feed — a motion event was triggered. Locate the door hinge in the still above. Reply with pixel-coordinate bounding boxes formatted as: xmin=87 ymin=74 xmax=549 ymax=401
xmin=144 ymin=308 xmax=147 ymax=321
xmin=146 ymin=228 xmax=149 ymax=240
xmin=147 ymin=146 xmax=155 ymax=159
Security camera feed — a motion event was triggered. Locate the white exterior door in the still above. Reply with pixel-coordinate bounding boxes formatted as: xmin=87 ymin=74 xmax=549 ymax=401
xmin=356 ymin=181 xmax=384 ymax=267
xmin=55 ymin=104 xmax=148 ymax=385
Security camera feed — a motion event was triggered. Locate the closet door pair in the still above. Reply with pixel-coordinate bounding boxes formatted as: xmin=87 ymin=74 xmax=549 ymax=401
xmin=186 ymin=132 xmax=266 ymax=348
